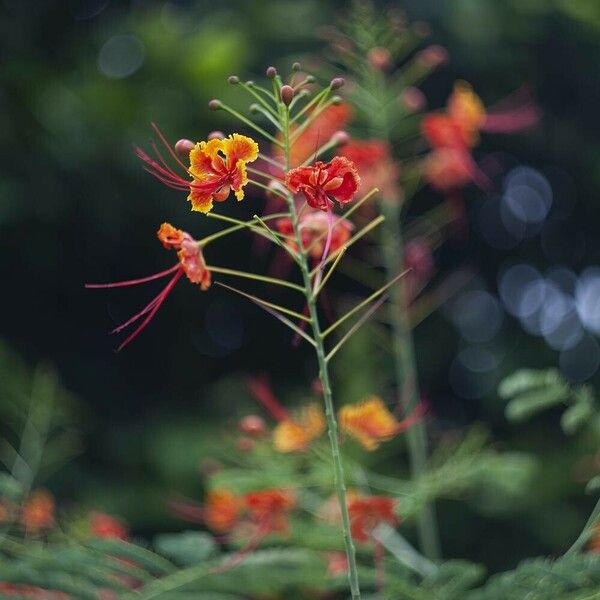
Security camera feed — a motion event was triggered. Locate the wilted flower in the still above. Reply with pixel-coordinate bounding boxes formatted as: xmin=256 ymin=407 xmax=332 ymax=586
xmin=244 ymin=489 xmax=296 ymax=533
xmin=276 ymin=210 xmax=354 ymax=260
xmin=137 ymin=131 xmax=258 ymax=214
xmin=86 ymin=223 xmax=210 ymax=351
xmin=285 ymin=156 xmax=360 ymax=211
xmin=273 ymin=403 xmax=326 ymax=452
xmin=339 ymin=396 xmax=421 ymax=450
xmin=89 ymin=511 xmax=128 ymax=540
xmin=20 ymin=489 xmax=55 ymax=533
xmin=339 ymin=139 xmax=401 ymax=201
xmin=348 ymin=494 xmax=397 ymax=543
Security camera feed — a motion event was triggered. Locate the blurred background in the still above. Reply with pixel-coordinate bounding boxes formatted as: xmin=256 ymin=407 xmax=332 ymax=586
xmin=1 ymin=0 xmax=600 ymax=574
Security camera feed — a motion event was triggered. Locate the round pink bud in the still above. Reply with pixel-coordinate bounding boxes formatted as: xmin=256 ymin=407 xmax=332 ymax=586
xmin=228 ymin=75 xmax=239 ymax=84
xmin=280 ymin=85 xmax=295 ymax=106
xmin=292 ymin=61 xmax=301 ymax=71
xmin=239 ymin=415 xmax=267 ymax=437
xmin=207 ymin=131 xmax=225 ymax=140
xmin=266 ymin=66 xmax=277 ymax=78
xmin=367 ymin=46 xmax=392 ymax=70
xmin=417 ymin=45 xmax=448 ymax=68
xmin=208 ymin=99 xmax=222 ymax=111
xmin=330 ymin=77 xmax=345 ymax=90
xmin=331 ymin=130 xmax=350 ymax=146
xmin=400 ymin=87 xmax=426 ymax=113
xmin=175 ymin=139 xmax=194 ymax=155
xmin=312 ymin=378 xmax=324 ymax=396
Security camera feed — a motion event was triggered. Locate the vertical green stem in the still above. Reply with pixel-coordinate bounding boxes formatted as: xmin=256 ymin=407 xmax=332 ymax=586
xmin=381 ymin=200 xmax=441 ymax=560
xmin=367 ymin=67 xmax=441 ymax=559
xmin=281 ymin=99 xmax=361 ymax=598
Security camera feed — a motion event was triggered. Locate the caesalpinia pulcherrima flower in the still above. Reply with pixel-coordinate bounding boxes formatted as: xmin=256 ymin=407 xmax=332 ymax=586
xmin=20 ymin=489 xmax=55 ymax=533
xmin=244 ymin=488 xmax=296 ymax=533
xmin=272 ymin=403 xmax=326 ymax=452
xmin=285 ymin=156 xmax=360 ymax=211
xmin=348 ymin=494 xmax=397 ymax=543
xmin=86 ymin=223 xmax=210 ymax=350
xmin=137 ymin=131 xmax=258 ymax=214
xmin=339 ymin=139 xmax=401 ymax=202
xmin=276 ymin=210 xmax=354 ymax=261
xmin=89 ymin=511 xmax=128 ymax=540
xmin=203 ymin=489 xmax=243 ymax=534
xmin=339 ymin=396 xmax=422 ymax=450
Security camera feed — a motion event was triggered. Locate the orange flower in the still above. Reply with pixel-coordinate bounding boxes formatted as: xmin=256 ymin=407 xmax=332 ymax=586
xmin=20 ymin=489 xmax=55 ymax=533
xmin=244 ymin=489 xmax=296 ymax=533
xmin=348 ymin=494 xmax=397 ymax=543
xmin=273 ymin=403 xmax=326 ymax=452
xmin=447 ymin=81 xmax=486 ymax=147
xmin=286 ymin=156 xmax=360 ymax=211
xmin=89 ymin=511 xmax=128 ymax=540
xmin=339 ymin=396 xmax=420 ymax=450
xmin=87 ymin=223 xmax=210 ymax=350
xmin=285 ymin=103 xmax=353 ymax=168
xmin=422 ymin=147 xmax=473 ymax=193
xmin=339 ymin=139 xmax=401 ymax=201
xmin=203 ymin=489 xmax=242 ymax=534
xmin=137 ymin=131 xmax=258 ymax=214
xmin=276 ymin=210 xmax=354 ymax=260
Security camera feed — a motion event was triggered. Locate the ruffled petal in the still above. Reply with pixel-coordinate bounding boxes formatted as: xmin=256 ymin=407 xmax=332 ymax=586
xmin=231 ymin=159 xmax=249 ymax=201
xmin=222 ymin=133 xmax=259 ymax=169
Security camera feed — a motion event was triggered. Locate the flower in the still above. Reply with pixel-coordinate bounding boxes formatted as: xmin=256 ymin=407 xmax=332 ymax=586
xmin=20 ymin=489 xmax=55 ymax=533
xmin=137 ymin=130 xmax=258 ymax=214
xmin=276 ymin=210 xmax=354 ymax=260
xmin=89 ymin=511 xmax=128 ymax=540
xmin=86 ymin=223 xmax=210 ymax=351
xmin=273 ymin=403 xmax=326 ymax=452
xmin=348 ymin=494 xmax=397 ymax=543
xmin=285 ymin=156 xmax=360 ymax=211
xmin=422 ymin=147 xmax=474 ymax=193
xmin=244 ymin=489 xmax=296 ymax=533
xmin=339 ymin=396 xmax=421 ymax=450
xmin=203 ymin=489 xmax=242 ymax=534
xmin=339 ymin=139 xmax=401 ymax=201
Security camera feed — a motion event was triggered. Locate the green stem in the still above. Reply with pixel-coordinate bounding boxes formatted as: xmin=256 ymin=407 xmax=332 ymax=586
xmin=280 ymin=101 xmax=361 ymax=599
xmin=565 ymin=496 xmax=600 ymax=555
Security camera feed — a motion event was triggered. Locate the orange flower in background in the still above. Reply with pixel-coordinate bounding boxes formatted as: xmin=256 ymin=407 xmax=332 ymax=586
xmin=276 ymin=210 xmax=354 ymax=260
xmin=339 ymin=396 xmax=422 ymax=450
xmin=286 ymin=103 xmax=353 ymax=168
xmin=86 ymin=223 xmax=210 ymax=351
xmin=137 ymin=131 xmax=258 ymax=214
xmin=339 ymin=139 xmax=401 ymax=201
xmin=244 ymin=489 xmax=296 ymax=533
xmin=204 ymin=489 xmax=242 ymax=534
xmin=273 ymin=403 xmax=326 ymax=452
xmin=348 ymin=494 xmax=397 ymax=543
xmin=286 ymin=156 xmax=360 ymax=211
xmin=447 ymin=81 xmax=486 ymax=147
xmin=422 ymin=147 xmax=474 ymax=193
xmin=89 ymin=511 xmax=128 ymax=540
xmin=20 ymin=489 xmax=55 ymax=533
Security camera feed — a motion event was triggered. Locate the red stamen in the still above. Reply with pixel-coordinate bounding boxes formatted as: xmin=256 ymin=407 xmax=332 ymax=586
xmin=85 ymin=264 xmax=180 ymax=288
xmin=210 ymin=521 xmax=271 ymax=575
xmin=246 ymin=375 xmax=290 ymax=422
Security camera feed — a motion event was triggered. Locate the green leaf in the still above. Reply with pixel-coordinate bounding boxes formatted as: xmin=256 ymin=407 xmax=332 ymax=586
xmin=498 ymin=368 xmax=564 ymax=399
xmin=154 ymin=531 xmax=217 ymax=566
xmin=505 ymin=386 xmax=569 ymax=422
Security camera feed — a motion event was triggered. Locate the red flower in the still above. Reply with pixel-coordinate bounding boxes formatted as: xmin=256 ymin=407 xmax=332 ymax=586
xmin=20 ymin=490 xmax=55 ymax=533
xmin=89 ymin=511 xmax=128 ymax=540
xmin=244 ymin=489 xmax=296 ymax=533
xmin=86 ymin=223 xmax=210 ymax=351
xmin=203 ymin=489 xmax=243 ymax=534
xmin=422 ymin=147 xmax=474 ymax=192
xmin=348 ymin=495 xmax=398 ymax=543
xmin=285 ymin=156 xmax=360 ymax=211
xmin=339 ymin=139 xmax=401 ymax=201
xmin=276 ymin=210 xmax=354 ymax=260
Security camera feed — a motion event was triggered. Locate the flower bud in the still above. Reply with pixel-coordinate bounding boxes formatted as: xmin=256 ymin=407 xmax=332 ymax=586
xmin=330 ymin=77 xmax=345 ymax=90
xmin=305 ymin=75 xmax=316 ymax=84
xmin=312 ymin=378 xmax=323 ymax=396
xmin=266 ymin=66 xmax=277 ymax=78
xmin=400 ymin=87 xmax=426 ymax=113
xmin=246 ymin=80 xmax=255 ymax=86
xmin=249 ymin=103 xmax=261 ymax=114
xmin=239 ymin=415 xmax=267 ymax=437
xmin=228 ymin=75 xmax=239 ymax=84
xmin=208 ymin=99 xmax=222 ymax=111
xmin=175 ymin=139 xmax=194 ymax=155
xmin=367 ymin=47 xmax=392 ymax=71
xmin=207 ymin=130 xmax=225 ymax=140
xmin=330 ymin=95 xmax=343 ymax=105
xmin=331 ymin=130 xmax=350 ymax=146
xmin=292 ymin=61 xmax=301 ymax=71
xmin=280 ymin=85 xmax=295 ymax=106
xmin=417 ymin=45 xmax=448 ymax=69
